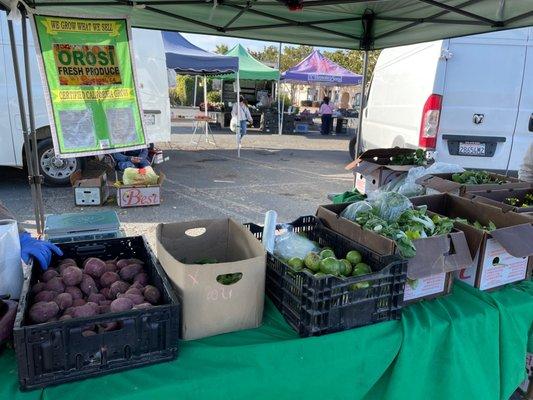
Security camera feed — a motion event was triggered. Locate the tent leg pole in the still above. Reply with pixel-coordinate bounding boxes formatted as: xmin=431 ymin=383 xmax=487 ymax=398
xmin=8 ymin=18 xmax=44 ymax=235
xmin=355 ymin=50 xmax=368 ymax=159
xmin=193 ymin=75 xmax=198 ymax=107
xmin=236 ymin=71 xmax=241 ymax=158
xmin=22 ymin=14 xmax=45 ymax=234
xmin=277 ymin=42 xmax=282 ymax=136
xmin=203 ymin=75 xmax=208 ymax=142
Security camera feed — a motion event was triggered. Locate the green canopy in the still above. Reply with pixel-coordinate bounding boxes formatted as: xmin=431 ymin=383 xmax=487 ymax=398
xmin=9 ymin=1 xmax=533 ymax=50
xmin=222 ymin=44 xmax=279 ymax=81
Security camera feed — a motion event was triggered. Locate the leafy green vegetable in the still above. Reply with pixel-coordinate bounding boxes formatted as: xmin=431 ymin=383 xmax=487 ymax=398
xmin=455 ymin=218 xmax=497 ymax=232
xmin=348 ymin=202 xmax=455 ymax=258
xmin=390 ymin=149 xmax=427 ymax=166
xmin=504 ymin=195 xmax=533 ymax=208
xmin=451 ymin=171 xmax=504 ymax=185
xmin=332 ymin=189 xmax=366 ymax=204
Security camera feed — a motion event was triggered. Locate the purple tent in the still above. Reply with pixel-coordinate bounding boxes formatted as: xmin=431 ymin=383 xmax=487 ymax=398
xmin=281 ymin=50 xmax=362 ymax=86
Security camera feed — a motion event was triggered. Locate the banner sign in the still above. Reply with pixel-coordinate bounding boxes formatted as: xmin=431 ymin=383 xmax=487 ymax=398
xmin=308 ymin=74 xmax=343 ymax=83
xmin=32 ymin=14 xmax=146 ymax=157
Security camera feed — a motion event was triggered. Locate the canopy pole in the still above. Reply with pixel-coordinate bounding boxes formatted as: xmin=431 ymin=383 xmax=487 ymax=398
xmin=355 ymin=50 xmax=368 ymax=160
xmin=277 ymin=41 xmax=282 ymax=135
xmin=8 ymin=17 xmax=45 ymax=235
xmin=193 ymin=75 xmax=198 ymax=107
xmin=236 ymin=71 xmax=241 ymax=158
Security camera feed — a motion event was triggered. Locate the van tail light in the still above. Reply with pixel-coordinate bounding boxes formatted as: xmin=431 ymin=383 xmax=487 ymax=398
xmin=418 ymin=94 xmax=442 ymax=149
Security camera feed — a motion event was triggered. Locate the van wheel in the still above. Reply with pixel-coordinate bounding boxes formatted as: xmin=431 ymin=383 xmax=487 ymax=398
xmin=349 ymin=136 xmax=357 ymax=160
xmin=37 ymin=138 xmax=80 ymax=186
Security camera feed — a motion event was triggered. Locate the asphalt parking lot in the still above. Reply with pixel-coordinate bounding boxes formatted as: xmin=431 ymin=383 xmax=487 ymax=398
xmin=0 ymin=130 xmax=354 ymax=245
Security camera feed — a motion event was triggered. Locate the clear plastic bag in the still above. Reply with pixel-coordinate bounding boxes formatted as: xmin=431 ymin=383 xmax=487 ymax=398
xmin=273 ymin=224 xmax=319 ymax=260
xmin=123 ymin=166 xmax=159 ymax=186
xmin=373 ymin=192 xmax=412 ymax=222
xmin=340 ymin=201 xmax=373 ymax=221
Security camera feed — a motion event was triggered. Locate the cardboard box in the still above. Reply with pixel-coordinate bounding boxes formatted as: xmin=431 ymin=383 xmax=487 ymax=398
xmin=417 ymin=172 xmax=530 ymax=196
xmin=156 ymin=218 xmax=266 ymax=340
xmin=465 ymin=187 xmax=533 ymax=215
xmin=116 ymin=174 xmax=164 ymax=208
xmin=345 ymin=148 xmax=420 ymax=195
xmin=519 ymin=353 xmax=533 ymax=394
xmin=316 ymin=203 xmax=472 ymax=303
xmin=70 ymin=170 xmax=109 ymax=206
xmin=410 ymin=194 xmax=533 ymax=291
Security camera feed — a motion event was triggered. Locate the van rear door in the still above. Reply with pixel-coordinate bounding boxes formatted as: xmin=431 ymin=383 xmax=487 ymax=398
xmin=436 ymin=29 xmax=528 ymax=171
xmin=508 ymin=28 xmax=533 ymax=172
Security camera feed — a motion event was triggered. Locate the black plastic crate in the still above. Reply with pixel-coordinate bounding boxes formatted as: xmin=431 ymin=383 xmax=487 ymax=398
xmin=245 ymin=216 xmax=407 ymax=337
xmin=13 ymin=236 xmax=180 ymax=390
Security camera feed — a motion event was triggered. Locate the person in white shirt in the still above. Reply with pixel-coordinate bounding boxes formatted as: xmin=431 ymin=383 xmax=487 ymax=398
xmin=518 ymin=143 xmax=533 ymax=182
xmin=318 ymin=96 xmax=334 ymax=135
xmin=232 ymin=96 xmax=253 ymax=138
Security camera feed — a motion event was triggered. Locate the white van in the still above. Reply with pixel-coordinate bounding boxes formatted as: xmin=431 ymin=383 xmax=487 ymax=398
xmin=0 ymin=13 xmax=170 ymax=185
xmin=359 ymin=27 xmax=533 ymax=174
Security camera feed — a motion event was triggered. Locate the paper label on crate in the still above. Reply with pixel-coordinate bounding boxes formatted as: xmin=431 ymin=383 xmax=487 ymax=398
xmin=403 ymin=272 xmax=447 ymax=301
xmin=118 ymin=186 xmax=160 ymax=207
xmin=74 ymin=187 xmax=101 ymax=205
xmin=478 ymin=238 xmax=528 ymax=290
xmin=455 ymin=251 xmax=480 ymax=286
xmin=355 ymin=173 xmax=367 ymax=195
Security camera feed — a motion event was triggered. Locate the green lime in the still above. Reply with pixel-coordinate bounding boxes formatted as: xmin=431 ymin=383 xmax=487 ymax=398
xmin=352 ymin=262 xmax=371 ymax=276
xmin=319 ymin=248 xmax=335 ymax=260
xmin=304 ymin=252 xmax=321 ymax=272
xmin=320 ymin=257 xmax=341 ymax=276
xmin=339 ymin=259 xmax=352 ymax=276
xmin=287 ymin=257 xmax=304 ymax=272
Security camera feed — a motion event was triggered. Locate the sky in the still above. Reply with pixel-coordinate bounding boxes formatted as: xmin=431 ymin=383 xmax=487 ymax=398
xmin=182 ymin=32 xmax=334 ymax=53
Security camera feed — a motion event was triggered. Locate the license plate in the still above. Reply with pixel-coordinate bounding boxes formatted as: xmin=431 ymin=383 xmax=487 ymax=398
xmin=143 ymin=113 xmax=156 ymax=125
xmin=458 ymin=141 xmax=486 ymax=156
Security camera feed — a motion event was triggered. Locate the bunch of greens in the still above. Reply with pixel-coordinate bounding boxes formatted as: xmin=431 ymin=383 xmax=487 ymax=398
xmin=349 ymin=202 xmax=455 ymax=258
xmin=332 ymin=189 xmax=366 ymax=205
xmin=505 ymin=193 xmax=533 ymax=208
xmin=390 ymin=149 xmax=427 ymax=166
xmin=451 ymin=170 xmax=504 ymax=185
xmin=455 ymin=218 xmax=497 ymax=232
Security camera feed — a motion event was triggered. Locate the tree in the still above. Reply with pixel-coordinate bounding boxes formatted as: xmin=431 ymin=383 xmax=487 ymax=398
xmin=214 ymin=43 xmax=229 ymax=54
xmin=322 ymin=49 xmax=380 ymax=76
xmin=249 ymin=45 xmax=279 ymax=65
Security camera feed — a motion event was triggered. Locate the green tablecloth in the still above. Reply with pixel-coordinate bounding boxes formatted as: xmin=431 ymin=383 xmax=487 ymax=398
xmin=1 ymin=280 xmax=532 ymax=400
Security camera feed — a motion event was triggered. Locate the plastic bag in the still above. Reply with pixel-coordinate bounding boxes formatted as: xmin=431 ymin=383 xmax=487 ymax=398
xmin=274 ymin=224 xmax=319 ymax=260
xmin=230 ymin=116 xmax=239 ymax=133
xmin=123 ymin=166 xmax=159 ymax=186
xmin=0 ymin=219 xmax=23 ymax=299
xmin=372 ymin=192 xmax=412 ymax=222
xmin=340 ymin=201 xmax=373 ymax=221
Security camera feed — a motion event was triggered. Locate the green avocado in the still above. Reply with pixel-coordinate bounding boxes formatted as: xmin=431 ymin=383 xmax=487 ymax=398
xmin=352 ymin=262 xmax=371 ymax=277
xmin=320 ymin=257 xmax=341 ymax=276
xmin=304 ymin=252 xmax=321 ymax=272
xmin=346 ymin=250 xmax=363 ymax=266
xmin=339 ymin=259 xmax=352 ymax=276
xmin=319 ymin=248 xmax=335 ymax=260
xmin=287 ymin=257 xmax=304 ymax=272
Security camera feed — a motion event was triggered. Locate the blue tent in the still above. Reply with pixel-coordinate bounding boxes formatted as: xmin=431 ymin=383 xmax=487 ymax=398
xmin=162 ymin=31 xmax=238 ymax=75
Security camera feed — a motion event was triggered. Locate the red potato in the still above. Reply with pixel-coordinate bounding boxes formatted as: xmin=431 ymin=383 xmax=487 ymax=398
xmin=31 ymin=282 xmax=46 ymax=294
xmin=100 ymin=287 xmax=112 ymax=300
xmin=45 ymin=277 xmax=65 ymax=293
xmin=34 ymin=290 xmax=56 ymax=303
xmin=61 ymin=266 xmax=83 ymax=286
xmin=72 ymin=298 xmax=86 ymax=307
xmin=133 ymin=302 xmax=152 ymax=310
xmin=59 ymin=314 xmax=72 ymax=321
xmin=143 ymin=285 xmax=161 ymax=305
xmin=59 ymin=258 xmax=77 ymax=266
xmin=129 ymin=282 xmax=145 ymax=291
xmin=65 ymin=286 xmax=83 ymax=300
xmin=100 ymin=271 xmax=119 ymax=288
xmin=86 ymin=302 xmax=99 ymax=314
xmin=54 ymin=293 xmax=73 ymax=311
xmin=125 ymin=287 xmax=142 ymax=296
xmin=80 ymin=274 xmax=98 ymax=295
xmin=118 ymin=293 xmax=144 ymax=305
xmin=110 ymin=297 xmax=134 ymax=312
xmin=29 ymin=301 xmax=59 ymax=323
xmin=42 ymin=269 xmax=59 ymax=282
xmin=133 ymin=272 xmax=149 ymax=286
xmin=109 ymin=281 xmax=129 ymax=299
xmin=104 ymin=263 xmax=117 ymax=273
xmin=87 ymin=293 xmax=106 ymax=304
xmin=83 ymin=258 xmax=106 ymax=278
xmin=116 ymin=259 xmax=130 ymax=269
xmin=119 ymin=264 xmax=143 ymax=282
xmin=72 ymin=303 xmax=97 ymax=318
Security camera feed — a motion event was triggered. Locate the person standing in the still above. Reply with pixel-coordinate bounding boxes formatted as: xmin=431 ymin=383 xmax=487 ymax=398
xmin=518 ymin=143 xmax=533 ymax=182
xmin=232 ymin=96 xmax=253 ymax=138
xmin=319 ymin=96 xmax=334 ymax=135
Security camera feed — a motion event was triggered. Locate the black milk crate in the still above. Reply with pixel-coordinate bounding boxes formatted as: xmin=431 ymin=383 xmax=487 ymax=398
xmin=245 ymin=216 xmax=407 ymax=337
xmin=14 ymin=236 xmax=180 ymax=390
